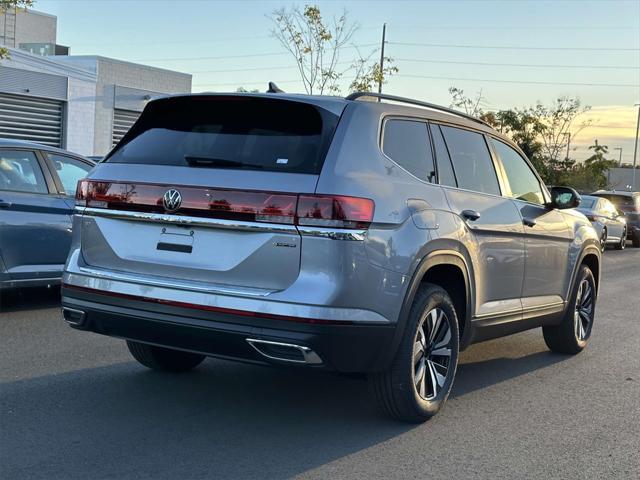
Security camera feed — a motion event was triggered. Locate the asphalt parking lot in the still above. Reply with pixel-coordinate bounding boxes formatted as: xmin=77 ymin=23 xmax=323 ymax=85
xmin=1 ymin=249 xmax=639 ymax=480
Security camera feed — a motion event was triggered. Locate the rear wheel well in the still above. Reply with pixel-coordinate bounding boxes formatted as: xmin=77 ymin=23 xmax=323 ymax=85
xmin=421 ymin=264 xmax=467 ymax=339
xmin=581 ymin=253 xmax=600 ymax=292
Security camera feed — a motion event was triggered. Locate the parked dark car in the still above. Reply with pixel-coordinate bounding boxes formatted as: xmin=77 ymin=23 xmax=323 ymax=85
xmin=591 ymin=190 xmax=640 ymax=248
xmin=0 ymin=140 xmax=95 ymax=289
xmin=576 ymin=195 xmax=627 ymax=251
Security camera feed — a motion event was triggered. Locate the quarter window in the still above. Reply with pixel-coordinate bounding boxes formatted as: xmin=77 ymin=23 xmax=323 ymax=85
xmin=382 ymin=119 xmax=435 ymax=182
xmin=491 ymin=139 xmax=544 ymax=205
xmin=440 ymin=126 xmax=500 ymax=195
xmin=0 ymin=150 xmax=48 ymax=194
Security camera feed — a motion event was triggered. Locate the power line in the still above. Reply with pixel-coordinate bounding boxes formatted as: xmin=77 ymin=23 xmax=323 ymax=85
xmin=134 ymin=43 xmax=380 ymax=63
xmin=193 ymin=80 xmax=301 ymax=88
xmin=388 ymin=41 xmax=640 ymax=51
xmin=394 ymin=74 xmax=640 ymax=88
xmin=191 ymin=60 xmax=355 ymax=75
xmin=396 ymin=58 xmax=639 ymax=70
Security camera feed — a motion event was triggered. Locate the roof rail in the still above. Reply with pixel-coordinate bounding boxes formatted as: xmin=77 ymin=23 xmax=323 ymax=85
xmin=345 ymin=92 xmax=491 ymax=128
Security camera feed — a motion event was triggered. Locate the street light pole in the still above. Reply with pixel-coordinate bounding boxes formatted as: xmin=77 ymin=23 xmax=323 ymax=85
xmin=614 ymin=147 xmax=623 ymax=167
xmin=632 ymin=103 xmax=640 ymax=191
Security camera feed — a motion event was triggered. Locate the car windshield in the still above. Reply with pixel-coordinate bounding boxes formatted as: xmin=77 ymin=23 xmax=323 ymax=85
xmin=579 ymin=198 xmax=597 ymax=209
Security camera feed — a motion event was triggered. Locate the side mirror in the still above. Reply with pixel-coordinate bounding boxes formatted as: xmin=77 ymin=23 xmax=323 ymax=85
xmin=549 ymin=186 xmax=581 ymax=209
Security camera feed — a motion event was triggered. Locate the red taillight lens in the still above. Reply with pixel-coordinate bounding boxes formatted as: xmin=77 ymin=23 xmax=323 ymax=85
xmin=296 ymin=195 xmax=375 ymax=229
xmin=75 ymin=179 xmax=89 ymax=206
xmin=76 ymin=181 xmax=375 ymax=229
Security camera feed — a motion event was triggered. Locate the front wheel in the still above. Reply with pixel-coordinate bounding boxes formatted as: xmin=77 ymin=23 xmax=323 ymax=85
xmin=614 ymin=228 xmax=627 ymax=250
xmin=126 ymin=341 xmax=206 ymax=372
xmin=599 ymin=228 xmax=607 ymax=252
xmin=543 ymin=265 xmax=596 ymax=354
xmin=368 ymin=284 xmax=459 ymax=423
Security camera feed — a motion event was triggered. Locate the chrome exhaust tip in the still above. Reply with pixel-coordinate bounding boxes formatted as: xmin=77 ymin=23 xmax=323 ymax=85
xmin=246 ymin=338 xmax=322 ymax=365
xmin=62 ymin=307 xmax=86 ymax=326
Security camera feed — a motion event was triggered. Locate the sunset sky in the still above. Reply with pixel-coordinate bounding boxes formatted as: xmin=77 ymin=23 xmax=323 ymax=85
xmin=38 ymin=0 xmax=640 ymax=163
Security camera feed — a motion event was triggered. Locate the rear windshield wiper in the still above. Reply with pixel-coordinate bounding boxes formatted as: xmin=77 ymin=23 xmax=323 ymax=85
xmin=184 ymin=155 xmax=263 ymax=169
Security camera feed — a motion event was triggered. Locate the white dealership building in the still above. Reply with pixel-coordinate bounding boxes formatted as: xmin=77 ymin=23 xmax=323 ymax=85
xmin=0 ymin=9 xmax=191 ymax=157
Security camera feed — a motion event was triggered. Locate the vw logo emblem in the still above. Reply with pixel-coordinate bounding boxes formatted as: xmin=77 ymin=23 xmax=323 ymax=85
xmin=162 ymin=189 xmax=182 ymax=212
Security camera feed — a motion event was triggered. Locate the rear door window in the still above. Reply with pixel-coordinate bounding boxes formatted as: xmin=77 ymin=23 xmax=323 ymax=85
xmin=440 ymin=126 xmax=501 ymax=195
xmin=106 ymin=96 xmax=340 ymax=174
xmin=382 ymin=119 xmax=435 ymax=182
xmin=0 ymin=150 xmax=48 ymax=194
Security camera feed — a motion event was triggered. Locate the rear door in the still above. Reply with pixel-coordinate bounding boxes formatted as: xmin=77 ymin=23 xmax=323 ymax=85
xmin=0 ymin=149 xmax=71 ymax=281
xmin=434 ymin=124 xmax=525 ymax=319
xmin=78 ymin=95 xmax=343 ymax=293
xmin=489 ymin=138 xmax=570 ymax=309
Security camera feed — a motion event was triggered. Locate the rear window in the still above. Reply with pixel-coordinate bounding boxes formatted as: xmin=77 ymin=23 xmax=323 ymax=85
xmin=593 ymin=194 xmax=639 ymax=212
xmin=106 ymin=96 xmax=341 ymax=174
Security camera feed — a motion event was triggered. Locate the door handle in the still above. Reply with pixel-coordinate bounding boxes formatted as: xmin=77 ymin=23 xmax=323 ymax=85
xmin=523 ymin=217 xmax=537 ymax=227
xmin=461 ymin=209 xmax=481 ymax=221
xmin=0 ymin=200 xmax=12 ymax=209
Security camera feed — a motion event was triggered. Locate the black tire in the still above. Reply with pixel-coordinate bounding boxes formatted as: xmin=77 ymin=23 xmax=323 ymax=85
xmin=614 ymin=228 xmax=626 ymax=250
xmin=543 ymin=265 xmax=596 ymax=354
xmin=599 ymin=228 xmax=607 ymax=252
xmin=126 ymin=340 xmax=205 ymax=372
xmin=368 ymin=284 xmax=460 ymax=423
xmin=632 ymin=233 xmax=640 ymax=248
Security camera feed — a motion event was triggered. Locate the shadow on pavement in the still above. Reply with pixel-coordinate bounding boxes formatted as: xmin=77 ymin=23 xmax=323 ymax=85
xmin=0 ymin=286 xmax=61 ymax=314
xmin=1 ymin=339 xmax=569 ymax=480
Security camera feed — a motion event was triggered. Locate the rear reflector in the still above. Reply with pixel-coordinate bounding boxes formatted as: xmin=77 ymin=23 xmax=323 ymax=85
xmin=76 ymin=180 xmax=374 ymax=229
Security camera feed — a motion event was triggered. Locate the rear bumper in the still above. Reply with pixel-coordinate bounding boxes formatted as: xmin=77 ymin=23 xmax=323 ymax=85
xmin=61 ymin=286 xmax=396 ymax=373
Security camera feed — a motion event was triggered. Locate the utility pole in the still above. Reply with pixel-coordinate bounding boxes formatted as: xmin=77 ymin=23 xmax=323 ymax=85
xmin=614 ymin=147 xmax=623 ymax=167
xmin=632 ymin=103 xmax=640 ymax=191
xmin=378 ymin=23 xmax=386 ymax=94
xmin=565 ymin=132 xmax=571 ymax=161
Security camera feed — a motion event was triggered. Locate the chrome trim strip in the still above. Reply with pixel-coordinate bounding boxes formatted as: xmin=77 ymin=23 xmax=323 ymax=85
xmin=80 ymin=207 xmax=298 ymax=234
xmin=473 ymin=301 xmax=565 ymax=320
xmin=297 ymin=226 xmax=367 ymax=241
xmin=246 ymin=339 xmax=323 ymax=365
xmin=76 ymin=266 xmax=275 ymax=298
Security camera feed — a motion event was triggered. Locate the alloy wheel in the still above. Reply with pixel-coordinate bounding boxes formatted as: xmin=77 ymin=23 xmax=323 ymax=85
xmin=413 ymin=308 xmax=453 ymax=400
xmin=574 ymin=279 xmax=594 ymax=341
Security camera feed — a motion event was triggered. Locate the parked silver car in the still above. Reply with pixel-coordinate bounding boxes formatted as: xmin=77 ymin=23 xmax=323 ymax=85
xmin=576 ymin=195 xmax=627 ymax=251
xmin=62 ymin=92 xmax=601 ymax=422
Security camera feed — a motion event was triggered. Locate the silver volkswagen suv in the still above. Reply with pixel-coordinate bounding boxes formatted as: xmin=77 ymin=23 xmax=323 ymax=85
xmin=62 ymin=91 xmax=601 ymax=422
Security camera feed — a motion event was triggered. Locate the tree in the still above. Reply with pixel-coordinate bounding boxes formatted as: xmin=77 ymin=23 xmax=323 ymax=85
xmin=448 ymin=87 xmax=487 ymax=117
xmin=0 ymin=1 xmax=34 ymax=60
xmin=270 ymin=5 xmax=397 ymax=95
xmin=559 ymin=140 xmax=616 ymax=192
xmin=448 ymin=87 xmax=593 ymax=185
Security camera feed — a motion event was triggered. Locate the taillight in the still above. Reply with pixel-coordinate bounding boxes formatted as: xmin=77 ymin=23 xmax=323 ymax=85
xmin=297 ymin=195 xmax=375 ymax=229
xmin=75 ymin=180 xmax=375 ymax=229
xmin=75 ymin=179 xmax=88 ymax=206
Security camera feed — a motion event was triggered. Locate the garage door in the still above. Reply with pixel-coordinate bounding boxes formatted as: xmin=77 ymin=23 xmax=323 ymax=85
xmin=0 ymin=93 xmax=64 ymax=147
xmin=112 ymin=109 xmax=140 ymax=147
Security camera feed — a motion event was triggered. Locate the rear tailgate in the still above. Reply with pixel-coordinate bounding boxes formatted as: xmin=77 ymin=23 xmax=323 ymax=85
xmin=77 ymin=95 xmax=344 ymax=293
